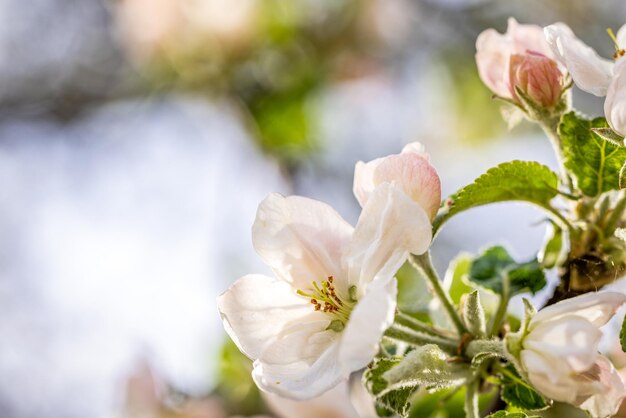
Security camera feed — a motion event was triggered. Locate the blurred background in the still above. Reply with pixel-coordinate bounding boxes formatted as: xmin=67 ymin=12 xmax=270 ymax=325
xmin=2 ymin=1 xmax=626 ymax=417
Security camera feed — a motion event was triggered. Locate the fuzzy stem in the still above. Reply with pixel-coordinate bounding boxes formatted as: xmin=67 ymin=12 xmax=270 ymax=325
xmin=410 ymin=252 xmax=468 ymax=335
xmin=539 ymin=116 xmax=573 ymax=192
xmin=488 ymin=273 xmax=510 ymax=337
xmin=395 ymin=311 xmax=454 ymax=339
xmin=384 ymin=325 xmax=458 ymax=352
xmin=465 ymin=339 xmax=506 ymax=359
xmin=464 ymin=379 xmax=480 ymax=418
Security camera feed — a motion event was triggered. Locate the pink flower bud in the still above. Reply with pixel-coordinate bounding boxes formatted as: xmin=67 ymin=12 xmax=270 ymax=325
xmin=509 ymin=51 xmax=564 ymax=108
xmin=475 ymin=18 xmax=564 ymax=103
xmin=353 ymin=142 xmax=441 ymax=221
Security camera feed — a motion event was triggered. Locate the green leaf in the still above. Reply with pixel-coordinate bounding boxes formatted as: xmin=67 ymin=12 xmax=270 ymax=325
xmin=620 ymin=161 xmax=626 ymax=189
xmin=499 ymin=365 xmax=549 ymax=411
xmin=383 ymin=344 xmax=468 ymax=392
xmin=364 ymin=358 xmax=416 ymax=417
xmin=433 ymin=161 xmax=558 ymax=233
xmin=469 ymin=246 xmax=546 ymax=296
xmin=560 ymin=112 xmax=626 ymax=196
xmin=620 ymin=313 xmax=626 ymax=352
xmin=486 ymin=412 xmax=540 ymax=418
xmin=444 ymin=254 xmax=474 ymax=305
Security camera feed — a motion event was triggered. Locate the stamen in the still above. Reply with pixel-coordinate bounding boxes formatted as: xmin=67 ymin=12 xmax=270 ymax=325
xmin=608 ymin=28 xmax=625 ymax=59
xmin=296 ymin=275 xmax=357 ymax=326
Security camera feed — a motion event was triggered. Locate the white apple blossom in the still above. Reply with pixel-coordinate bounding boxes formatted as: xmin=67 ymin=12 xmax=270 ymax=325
xmin=507 ymin=292 xmax=626 ymax=418
xmin=353 ymin=142 xmax=441 ymax=221
xmin=218 ymin=183 xmax=432 ymax=400
xmin=544 ymin=23 xmax=626 ymax=136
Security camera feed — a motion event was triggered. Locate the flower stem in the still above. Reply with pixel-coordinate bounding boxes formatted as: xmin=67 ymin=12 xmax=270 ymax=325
xmin=464 ymin=379 xmax=480 ymax=418
xmin=394 ymin=311 xmax=455 ymax=339
xmin=465 ymin=339 xmax=506 ymax=358
xmin=384 ymin=325 xmax=458 ymax=352
xmin=488 ymin=273 xmax=510 ymax=337
xmin=410 ymin=252 xmax=468 ymax=335
xmin=539 ymin=116 xmax=573 ymax=192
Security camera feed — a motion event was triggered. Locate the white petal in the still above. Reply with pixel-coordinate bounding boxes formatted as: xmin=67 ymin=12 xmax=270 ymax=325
xmin=346 ymin=183 xmax=432 ymax=290
xmin=525 ymin=316 xmax=602 ymax=373
xmin=371 ymin=153 xmax=441 ymax=220
xmin=401 ymin=141 xmax=429 ymax=159
xmin=260 ymin=320 xmax=339 ymax=366
xmin=605 ymin=59 xmax=626 ymax=136
xmin=575 ymin=355 xmax=626 ymax=418
xmin=353 ymin=146 xmax=441 ymax=220
xmin=617 ymin=24 xmax=626 ymax=51
xmin=530 ymin=291 xmax=626 ymax=329
xmin=338 ymin=277 xmax=397 ymax=373
xmin=544 ymin=23 xmax=613 ymax=96
xmin=353 ymin=159 xmax=381 ymax=208
xmin=263 ymin=381 xmax=361 ymax=418
xmin=252 ymin=342 xmax=344 ymax=400
xmin=507 ymin=17 xmax=553 ymax=57
xmin=475 ymin=27 xmax=514 ymax=98
xmin=252 ymin=193 xmax=353 ymax=290
xmin=521 ymin=349 xmax=578 ymax=403
xmin=217 ymin=274 xmax=322 ymax=360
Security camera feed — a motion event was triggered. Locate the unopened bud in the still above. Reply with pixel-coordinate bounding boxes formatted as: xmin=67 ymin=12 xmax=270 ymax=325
xmin=509 ymin=51 xmax=564 ymax=109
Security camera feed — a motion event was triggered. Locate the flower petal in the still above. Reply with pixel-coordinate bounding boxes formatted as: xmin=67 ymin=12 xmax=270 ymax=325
xmin=252 ymin=342 xmax=344 ymax=400
xmin=252 ymin=193 xmax=354 ymax=289
xmin=605 ymin=59 xmax=626 ymax=136
xmin=617 ymin=24 xmax=626 ymax=51
xmin=346 ymin=183 xmax=432 ymax=290
xmin=530 ymin=291 xmax=626 ymax=329
xmin=507 ymin=17 xmax=553 ymax=57
xmin=544 ymin=23 xmax=613 ymax=96
xmin=371 ymin=154 xmax=441 ymax=221
xmin=353 ymin=143 xmax=441 ymax=220
xmin=521 ymin=349 xmax=579 ymax=402
xmin=525 ymin=316 xmax=602 ymax=373
xmin=338 ymin=276 xmax=397 ymax=373
xmin=263 ymin=380 xmax=361 ymax=418
xmin=476 ymin=27 xmax=514 ymax=98
xmin=575 ymin=355 xmax=626 ymax=418
xmin=353 ymin=159 xmax=380 ymax=208
xmin=217 ymin=274 xmax=322 ymax=360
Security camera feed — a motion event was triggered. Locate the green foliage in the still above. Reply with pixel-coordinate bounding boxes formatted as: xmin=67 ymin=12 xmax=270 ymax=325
xmin=444 ymin=254 xmax=474 ymax=304
xmin=560 ymin=112 xmax=626 ymax=196
xmin=469 ymin=246 xmax=546 ymax=296
xmin=499 ymin=365 xmax=549 ymax=411
xmin=215 ymin=339 xmax=266 ymax=416
xmin=434 ymin=161 xmax=559 ymax=233
xmin=396 ymin=261 xmax=433 ymax=313
xmin=383 ymin=345 xmax=468 ymax=391
xmin=364 ymin=358 xmax=417 ymax=417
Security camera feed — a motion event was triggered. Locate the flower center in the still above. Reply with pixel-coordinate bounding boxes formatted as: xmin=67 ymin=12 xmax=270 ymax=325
xmin=296 ymin=276 xmax=357 ymax=331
